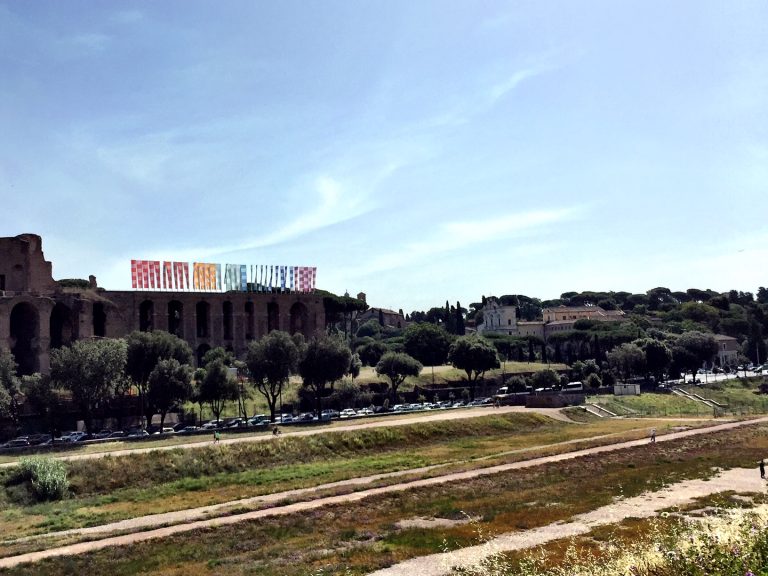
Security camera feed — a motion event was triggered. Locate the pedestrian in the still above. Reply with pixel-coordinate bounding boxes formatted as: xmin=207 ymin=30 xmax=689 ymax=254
xmin=760 ymin=459 xmax=765 ymax=479
xmin=272 ymin=425 xmax=281 ymax=436
xmin=650 ymin=428 xmax=656 ymax=443
xmin=213 ymin=430 xmax=221 ymax=444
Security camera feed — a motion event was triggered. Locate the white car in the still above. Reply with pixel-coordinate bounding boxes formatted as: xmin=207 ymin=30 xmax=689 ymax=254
xmin=357 ymin=407 xmax=374 ymax=416
xmin=339 ymin=408 xmax=357 ymax=418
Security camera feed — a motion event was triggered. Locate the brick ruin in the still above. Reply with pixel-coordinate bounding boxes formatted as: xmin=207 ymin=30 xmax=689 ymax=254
xmin=0 ymin=234 xmax=325 ymax=374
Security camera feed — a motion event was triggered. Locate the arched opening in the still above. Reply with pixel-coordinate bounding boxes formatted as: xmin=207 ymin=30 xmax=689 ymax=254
xmin=196 ymin=343 xmax=211 ymax=367
xmin=267 ymin=302 xmax=279 ymax=333
xmin=50 ymin=303 xmax=74 ymax=350
xmin=139 ymin=300 xmax=154 ymax=332
xmin=93 ymin=303 xmax=107 ymax=337
xmin=10 ymin=302 xmax=39 ymax=375
xmin=223 ymin=301 xmax=233 ymax=340
xmin=168 ymin=301 xmax=183 ymax=337
xmin=244 ymin=302 xmax=255 ymax=340
xmin=196 ymin=301 xmax=210 ymax=338
xmin=289 ymin=302 xmax=309 ymax=337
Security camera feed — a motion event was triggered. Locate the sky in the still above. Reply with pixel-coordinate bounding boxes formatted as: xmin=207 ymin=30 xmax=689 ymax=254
xmin=1 ymin=1 xmax=767 ymax=313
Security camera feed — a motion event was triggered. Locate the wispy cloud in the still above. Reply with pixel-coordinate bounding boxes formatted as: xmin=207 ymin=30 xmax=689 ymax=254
xmin=487 ymin=66 xmax=550 ymax=104
xmin=355 ymin=207 xmax=582 ymax=276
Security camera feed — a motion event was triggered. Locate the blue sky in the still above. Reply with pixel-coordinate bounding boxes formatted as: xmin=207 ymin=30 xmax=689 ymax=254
xmin=1 ymin=1 xmax=766 ymax=312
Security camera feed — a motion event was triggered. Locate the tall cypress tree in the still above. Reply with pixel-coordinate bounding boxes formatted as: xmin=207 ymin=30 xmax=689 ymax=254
xmin=455 ymin=301 xmax=465 ymax=335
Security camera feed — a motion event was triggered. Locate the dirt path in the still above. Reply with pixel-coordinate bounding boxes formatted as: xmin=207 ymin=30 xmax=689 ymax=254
xmin=368 ymin=467 xmax=766 ymax=576
xmin=0 ymin=406 xmax=573 ymax=469
xmin=0 ymin=415 xmax=765 ymax=570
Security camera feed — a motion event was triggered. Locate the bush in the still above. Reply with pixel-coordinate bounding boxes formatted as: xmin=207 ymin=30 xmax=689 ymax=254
xmin=585 ymin=373 xmax=602 ymax=389
xmin=18 ymin=457 xmax=69 ymax=501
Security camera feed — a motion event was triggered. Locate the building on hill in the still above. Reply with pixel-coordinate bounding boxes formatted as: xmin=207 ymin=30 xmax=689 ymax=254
xmin=357 ymin=307 xmax=406 ymax=329
xmin=542 ymin=304 xmax=626 ymax=323
xmin=0 ymin=234 xmax=325 ymax=375
xmin=476 ymin=302 xmax=625 ymax=341
xmin=476 ymin=297 xmax=517 ymax=335
xmin=713 ymin=334 xmax=739 ymax=367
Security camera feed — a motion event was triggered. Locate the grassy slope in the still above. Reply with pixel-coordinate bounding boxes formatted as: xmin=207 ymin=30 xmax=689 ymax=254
xmin=4 ymin=423 xmax=767 ymax=576
xmin=0 ymin=414 xmax=678 ymax=546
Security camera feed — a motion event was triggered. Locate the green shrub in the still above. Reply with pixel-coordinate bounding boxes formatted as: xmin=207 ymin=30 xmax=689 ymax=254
xmin=18 ymin=457 xmax=69 ymax=501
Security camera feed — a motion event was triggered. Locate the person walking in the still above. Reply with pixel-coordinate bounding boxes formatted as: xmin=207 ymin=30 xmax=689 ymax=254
xmin=650 ymin=428 xmax=656 ymax=443
xmin=213 ymin=430 xmax=221 ymax=444
xmin=760 ymin=459 xmax=765 ymax=479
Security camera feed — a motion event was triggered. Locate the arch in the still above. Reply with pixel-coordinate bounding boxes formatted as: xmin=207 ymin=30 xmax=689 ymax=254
xmin=222 ymin=301 xmax=233 ymax=340
xmin=139 ymin=300 xmax=154 ymax=332
xmin=10 ymin=302 xmax=39 ymax=375
xmin=244 ymin=302 xmax=255 ymax=340
xmin=196 ymin=343 xmax=211 ymax=367
xmin=196 ymin=301 xmax=210 ymax=338
xmin=50 ymin=302 xmax=74 ymax=349
xmin=168 ymin=301 xmax=183 ymax=337
xmin=289 ymin=302 xmax=309 ymax=337
xmin=93 ymin=303 xmax=107 ymax=337
xmin=267 ymin=302 xmax=279 ymax=333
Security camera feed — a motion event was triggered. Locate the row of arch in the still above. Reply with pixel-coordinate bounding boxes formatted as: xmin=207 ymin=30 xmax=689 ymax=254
xmin=138 ymin=299 xmax=309 ymax=341
xmin=5 ymin=297 xmax=313 ymax=376
xmin=7 ymin=300 xmax=107 ymax=375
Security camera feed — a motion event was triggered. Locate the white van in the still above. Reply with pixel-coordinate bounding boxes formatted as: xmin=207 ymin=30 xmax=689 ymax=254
xmin=565 ymin=381 xmax=584 ymax=392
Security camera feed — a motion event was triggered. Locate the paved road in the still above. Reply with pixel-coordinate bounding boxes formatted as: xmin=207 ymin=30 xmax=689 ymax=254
xmin=0 ymin=406 xmax=573 ymax=468
xmin=1 ymin=415 xmax=765 ymax=570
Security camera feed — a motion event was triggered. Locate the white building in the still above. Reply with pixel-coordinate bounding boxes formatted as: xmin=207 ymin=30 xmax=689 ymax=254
xmin=476 ymin=298 xmax=518 ymax=335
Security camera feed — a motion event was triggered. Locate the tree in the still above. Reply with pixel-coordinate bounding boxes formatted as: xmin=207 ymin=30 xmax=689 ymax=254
xmin=635 ymin=338 xmax=672 ymax=384
xmin=356 ymin=320 xmax=382 ymax=339
xmin=147 ymin=358 xmax=193 ymax=429
xmin=197 ymin=359 xmax=239 ymax=423
xmin=125 ymin=331 xmax=193 ymax=427
xmin=22 ymin=373 xmax=63 ymax=441
xmin=0 ymin=349 xmax=21 ymax=425
xmin=356 ymin=340 xmax=388 ymax=366
xmin=585 ymin=373 xmax=602 ymax=389
xmin=447 ymin=336 xmax=500 ymax=400
xmin=606 ymin=343 xmax=646 ymax=381
xmin=671 ymin=331 xmax=718 ymax=380
xmin=349 ymin=353 xmax=362 ymax=382
xmin=50 ymin=338 xmax=127 ymax=434
xmin=530 ymin=369 xmax=560 ymax=389
xmin=246 ymin=331 xmax=299 ymax=423
xmin=455 ymin=301 xmax=466 ymax=336
xmin=403 ymin=323 xmax=452 ymax=384
xmin=376 ymin=352 xmax=422 ymax=404
xmin=299 ymin=335 xmax=351 ymax=417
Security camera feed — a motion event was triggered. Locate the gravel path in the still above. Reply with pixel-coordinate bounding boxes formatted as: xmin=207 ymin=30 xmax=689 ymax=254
xmin=0 ymin=415 xmax=765 ymax=570
xmin=368 ymin=467 xmax=766 ymax=576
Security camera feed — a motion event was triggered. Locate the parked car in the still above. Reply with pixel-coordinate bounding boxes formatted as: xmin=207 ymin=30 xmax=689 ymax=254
xmin=26 ymin=433 xmax=51 ymax=445
xmin=248 ymin=415 xmax=269 ymax=426
xmin=107 ymin=431 xmax=127 ymax=439
xmin=127 ymin=429 xmax=149 ymax=438
xmin=339 ymin=408 xmax=357 ymax=418
xmin=93 ymin=429 xmax=113 ymax=439
xmin=2 ymin=438 xmax=30 ymax=449
xmin=320 ymin=409 xmax=340 ymax=420
xmin=178 ymin=426 xmax=199 ymax=434
xmin=357 ymin=407 xmax=374 ymax=416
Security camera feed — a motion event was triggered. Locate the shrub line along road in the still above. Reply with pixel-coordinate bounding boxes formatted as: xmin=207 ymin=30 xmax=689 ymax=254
xmin=1 ymin=414 xmax=766 ymax=570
